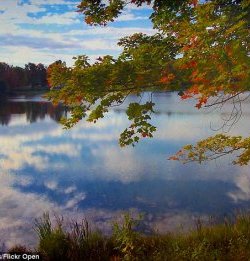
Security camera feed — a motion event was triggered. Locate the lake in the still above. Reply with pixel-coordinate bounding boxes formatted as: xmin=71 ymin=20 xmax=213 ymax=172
xmin=0 ymin=92 xmax=249 ymax=248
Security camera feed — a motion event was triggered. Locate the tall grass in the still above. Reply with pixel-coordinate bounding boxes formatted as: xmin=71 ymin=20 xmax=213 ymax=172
xmin=9 ymin=212 xmax=250 ymax=260
xmin=34 ymin=213 xmax=114 ymax=261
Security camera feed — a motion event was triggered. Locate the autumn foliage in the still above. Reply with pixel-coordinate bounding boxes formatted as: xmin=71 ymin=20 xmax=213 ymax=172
xmin=48 ymin=0 xmax=250 ymax=164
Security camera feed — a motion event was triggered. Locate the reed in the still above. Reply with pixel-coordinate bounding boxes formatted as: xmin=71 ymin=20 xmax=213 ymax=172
xmin=9 ymin=212 xmax=250 ymax=260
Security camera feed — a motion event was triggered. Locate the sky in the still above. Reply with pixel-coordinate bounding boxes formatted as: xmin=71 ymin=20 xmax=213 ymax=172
xmin=0 ymin=0 xmax=155 ymax=67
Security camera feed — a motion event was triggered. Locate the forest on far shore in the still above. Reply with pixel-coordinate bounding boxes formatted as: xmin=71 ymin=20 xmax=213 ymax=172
xmin=0 ymin=62 xmax=49 ymax=94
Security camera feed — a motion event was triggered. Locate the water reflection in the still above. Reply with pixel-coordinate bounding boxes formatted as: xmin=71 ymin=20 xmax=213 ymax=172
xmin=0 ymin=93 xmax=249 ymax=248
xmin=0 ymin=96 xmax=67 ymax=125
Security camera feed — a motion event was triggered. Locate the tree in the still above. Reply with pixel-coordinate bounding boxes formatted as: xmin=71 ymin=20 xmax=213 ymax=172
xmin=47 ymin=0 xmax=250 ymax=164
xmin=0 ymin=62 xmax=48 ymax=91
xmin=36 ymin=63 xmax=48 ymax=87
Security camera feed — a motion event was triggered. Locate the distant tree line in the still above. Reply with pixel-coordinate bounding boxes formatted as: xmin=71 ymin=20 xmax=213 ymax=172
xmin=0 ymin=62 xmax=49 ymax=94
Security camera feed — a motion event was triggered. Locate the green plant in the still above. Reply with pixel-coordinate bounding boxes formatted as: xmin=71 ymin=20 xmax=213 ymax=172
xmin=34 ymin=213 xmax=70 ymax=261
xmin=112 ymin=213 xmax=144 ymax=260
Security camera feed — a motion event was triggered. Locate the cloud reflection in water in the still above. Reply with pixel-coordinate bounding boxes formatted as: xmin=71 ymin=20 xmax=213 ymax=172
xmin=0 ymin=92 xmax=249 ymax=248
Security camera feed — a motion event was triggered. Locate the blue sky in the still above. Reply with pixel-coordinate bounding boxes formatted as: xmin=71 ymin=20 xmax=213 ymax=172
xmin=0 ymin=0 xmax=155 ymax=66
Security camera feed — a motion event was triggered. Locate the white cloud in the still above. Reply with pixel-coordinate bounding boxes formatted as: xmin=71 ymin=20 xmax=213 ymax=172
xmin=29 ymin=0 xmax=80 ymax=5
xmin=125 ymin=2 xmax=153 ymax=10
xmin=29 ymin=11 xmax=81 ymax=25
xmin=116 ymin=13 xmax=148 ymax=21
xmin=0 ymin=124 xmax=72 ymax=172
xmin=65 ymin=186 xmax=77 ymax=194
xmin=36 ymin=143 xmax=81 ymax=157
xmin=0 ymin=0 xmax=155 ymax=66
xmin=68 ymin=26 xmax=156 ymax=38
xmin=65 ymin=192 xmax=86 ymax=209
xmin=91 ymin=145 xmax=143 ymax=183
xmin=0 ymin=46 xmax=79 ymax=66
xmin=0 ymin=172 xmax=60 ymax=247
xmin=228 ymin=169 xmax=250 ymax=202
xmin=44 ymin=180 xmax=58 ymax=190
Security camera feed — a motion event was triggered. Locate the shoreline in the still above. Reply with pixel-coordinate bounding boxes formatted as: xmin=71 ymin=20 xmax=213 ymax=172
xmin=5 ymin=213 xmax=250 ymax=260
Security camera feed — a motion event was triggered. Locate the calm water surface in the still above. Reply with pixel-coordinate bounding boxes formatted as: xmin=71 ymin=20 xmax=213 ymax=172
xmin=0 ymin=92 xmax=250 ymax=247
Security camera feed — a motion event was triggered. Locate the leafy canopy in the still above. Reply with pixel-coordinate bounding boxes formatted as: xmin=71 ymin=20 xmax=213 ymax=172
xmin=47 ymin=0 xmax=250 ymax=165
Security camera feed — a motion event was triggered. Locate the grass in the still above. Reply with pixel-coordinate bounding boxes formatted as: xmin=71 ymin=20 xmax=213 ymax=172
xmin=8 ymin=213 xmax=250 ymax=260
